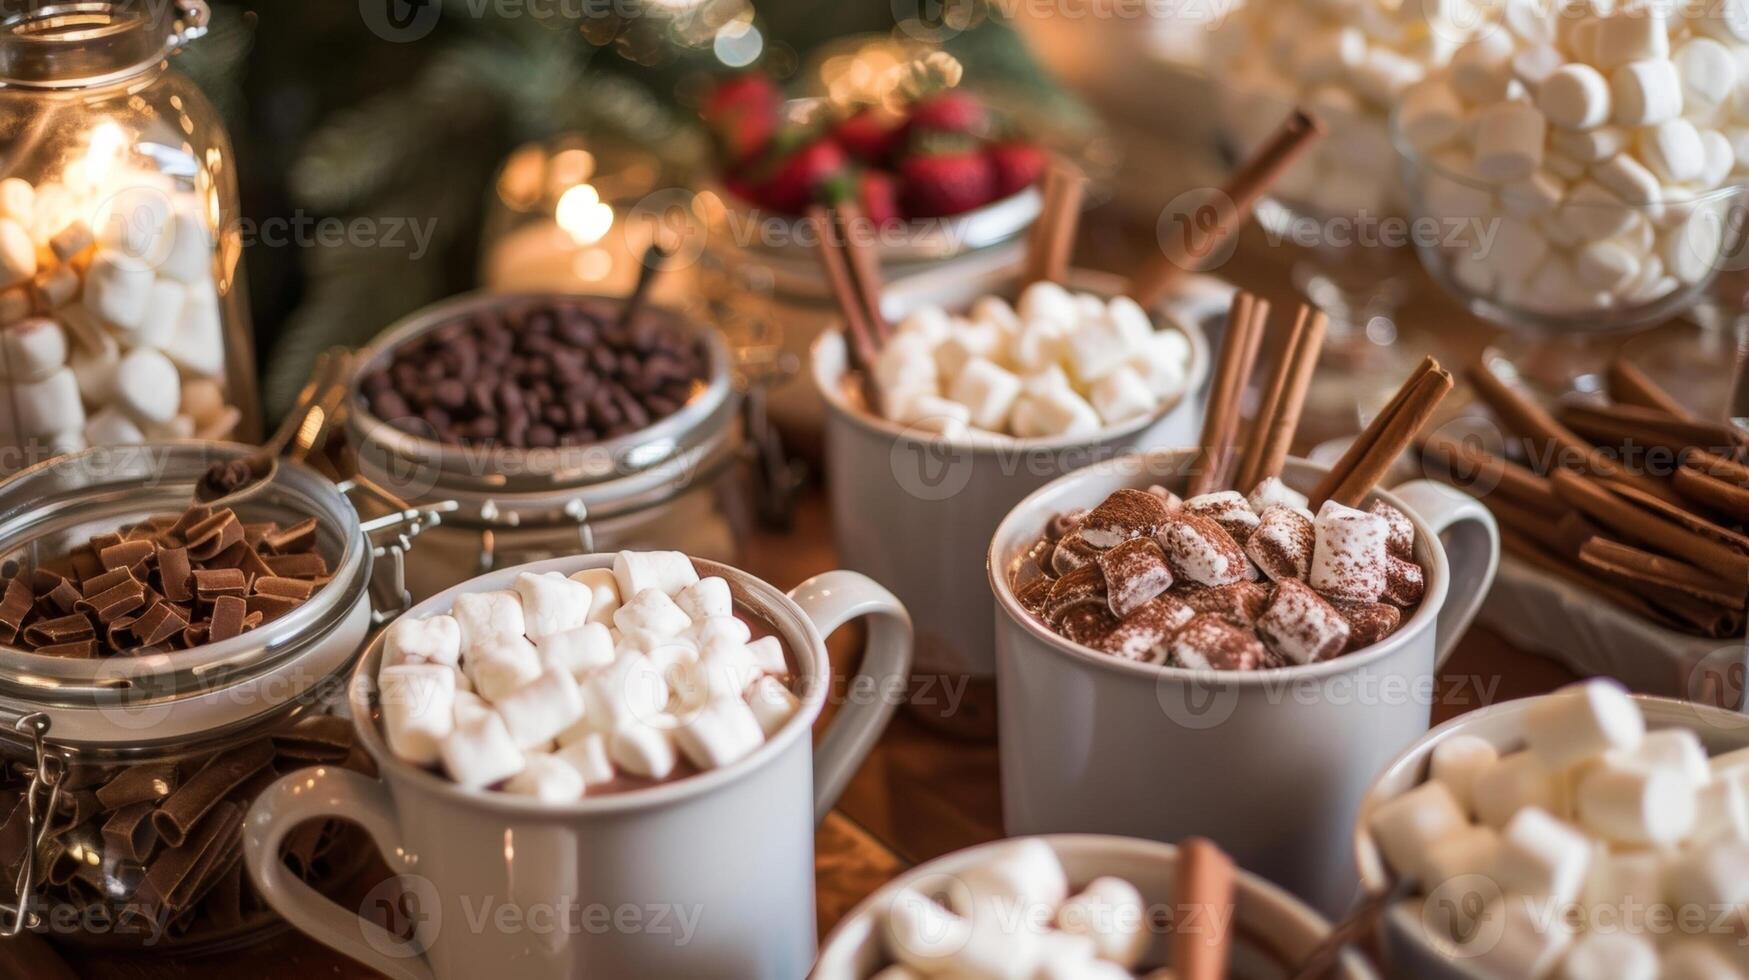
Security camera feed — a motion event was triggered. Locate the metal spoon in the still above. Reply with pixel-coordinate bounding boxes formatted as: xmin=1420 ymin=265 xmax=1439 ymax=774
xmin=195 ymin=348 xmax=355 ymax=508
xmin=1286 ymin=877 xmax=1412 ymax=980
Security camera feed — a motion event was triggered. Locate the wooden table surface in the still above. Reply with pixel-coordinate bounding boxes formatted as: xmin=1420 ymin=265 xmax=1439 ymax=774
xmin=16 ymin=201 xmax=1721 ymax=978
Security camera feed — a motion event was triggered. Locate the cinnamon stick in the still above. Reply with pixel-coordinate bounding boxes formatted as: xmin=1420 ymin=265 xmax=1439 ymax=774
xmin=833 ymin=201 xmax=890 ymax=344
xmin=1129 ymin=109 xmax=1325 ymax=308
xmin=808 ymin=205 xmax=881 ymax=401
xmin=1174 ymin=837 xmax=1236 ymax=980
xmin=1579 ymin=537 xmax=1747 ymax=610
xmin=1675 ymin=462 xmax=1749 ymax=522
xmin=1309 ymin=357 xmax=1438 ymax=506
xmin=1500 ymin=531 xmax=1675 ymax=628
xmin=1607 ymin=480 xmax=1749 ymax=556
xmin=1418 ymin=431 xmax=1563 ymax=517
xmin=1189 ymin=292 xmax=1267 ymax=496
xmin=1549 ymin=469 xmax=1749 ymax=587
xmin=1466 ymin=361 xmax=1682 ymax=504
xmin=1558 ymin=402 xmax=1746 ymax=462
xmin=1608 ymin=357 xmax=1691 ymax=419
xmin=1329 ymin=368 xmax=1452 ymax=508
xmin=1022 ymin=160 xmax=1086 ymax=288
xmin=1688 ymin=448 xmax=1749 ymax=485
xmin=1236 ymin=304 xmax=1326 ymax=491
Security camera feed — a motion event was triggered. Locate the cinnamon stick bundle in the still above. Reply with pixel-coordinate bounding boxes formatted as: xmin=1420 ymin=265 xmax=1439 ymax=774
xmin=1558 ymin=401 xmax=1747 ymax=463
xmin=1234 ymin=304 xmax=1327 ymax=492
xmin=1608 ymin=357 xmax=1692 ymax=419
xmin=1188 ymin=292 xmax=1269 ymax=496
xmin=1309 ymin=357 xmax=1453 ymax=509
xmin=1549 ymin=469 xmax=1749 ymax=588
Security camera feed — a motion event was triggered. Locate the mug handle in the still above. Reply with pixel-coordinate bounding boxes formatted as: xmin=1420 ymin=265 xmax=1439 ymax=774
xmin=242 ymin=766 xmax=437 ymax=980
xmin=788 ymin=570 xmax=914 ymax=826
xmin=1390 ymin=480 xmax=1501 ymax=671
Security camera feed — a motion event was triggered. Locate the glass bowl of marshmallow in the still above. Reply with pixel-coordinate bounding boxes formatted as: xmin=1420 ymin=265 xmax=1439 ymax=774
xmin=1392 ymin=8 xmax=1749 ymax=335
xmin=1357 ymin=680 xmax=1749 ymax=979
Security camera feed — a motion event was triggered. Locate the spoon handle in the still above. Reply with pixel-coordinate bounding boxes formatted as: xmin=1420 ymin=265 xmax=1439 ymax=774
xmin=1286 ymin=879 xmax=1409 ymax=980
xmin=286 ymin=348 xmax=355 ymax=462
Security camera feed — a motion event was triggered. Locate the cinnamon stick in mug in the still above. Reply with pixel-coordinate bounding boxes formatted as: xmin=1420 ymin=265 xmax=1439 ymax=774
xmin=1173 ymin=837 xmax=1236 ymax=980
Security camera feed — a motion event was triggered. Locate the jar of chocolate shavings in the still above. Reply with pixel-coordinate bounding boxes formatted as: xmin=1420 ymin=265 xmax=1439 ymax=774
xmin=0 ymin=442 xmax=445 ymax=951
xmin=344 ymin=291 xmax=750 ymax=602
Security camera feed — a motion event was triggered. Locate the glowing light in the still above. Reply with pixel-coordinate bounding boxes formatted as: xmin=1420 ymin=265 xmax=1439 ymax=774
xmin=556 ymin=184 xmax=613 ymax=246
xmin=714 ymin=21 xmax=763 ymax=68
xmin=76 ymin=121 xmax=128 ymax=193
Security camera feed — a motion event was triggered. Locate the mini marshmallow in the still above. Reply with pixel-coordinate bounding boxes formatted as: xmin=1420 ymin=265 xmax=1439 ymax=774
xmin=0 ymin=288 xmax=26 ymax=326
xmin=1 ymin=317 xmax=67 ymax=382
xmin=1665 ymin=210 xmax=1726 ymax=285
xmin=1018 ymin=280 xmax=1079 ymax=328
xmin=1621 ymin=728 xmax=1710 ymax=787
xmin=1159 ymin=513 xmax=1249 ymax=587
xmin=613 ymin=588 xmax=692 ymax=639
xmin=1422 ymin=824 xmax=1500 ymax=888
xmin=503 ymin=753 xmax=584 ymax=803
xmin=874 ymin=333 xmax=937 ymax=397
xmin=1524 ymin=680 xmax=1645 ymax=769
xmin=157 ymin=201 xmax=212 ymax=285
xmin=674 ymin=696 xmax=765 ymax=770
xmin=1089 ymin=366 xmax=1155 ymax=426
xmin=932 ymin=325 xmax=1002 ymax=380
xmin=555 ymin=732 xmax=615 ymax=786
xmin=611 ymin=550 xmax=698 ymax=600
xmin=745 ymin=635 xmax=785 ymax=675
xmin=1699 ymin=129 xmax=1734 ymax=190
xmin=1431 ymin=733 xmax=1499 ymax=816
xmin=1642 ymin=119 xmax=1706 ymax=184
xmin=162 ymin=287 xmax=223 ymax=377
xmin=1368 ymin=779 xmax=1469 ymax=883
xmin=1539 ymin=63 xmax=1612 ymax=130
xmin=608 ymin=723 xmax=677 ymax=780
xmin=464 ymin=635 xmax=542 ymax=703
xmin=440 ymin=710 xmax=525 ymax=789
xmin=674 ymin=641 xmax=760 ymax=707
xmin=112 ymin=347 xmax=179 ymax=424
xmin=1511 ymin=44 xmax=1565 ymax=90
xmin=1576 ymin=239 xmax=1644 ymax=292
xmin=1382 ymin=555 xmax=1425 ymax=606
xmin=746 ymin=674 xmax=800 ymax=737
xmin=1248 ymin=477 xmax=1309 ymax=515
xmin=1055 ymin=876 xmax=1147 ymax=968
xmin=12 ymin=367 xmax=82 ymax=440
xmin=690 ymin=614 xmax=753 ymax=651
xmin=584 ymin=652 xmax=670 ymax=732
xmin=1475 ymin=750 xmax=1567 ymax=827
xmin=1556 ymin=933 xmax=1658 ymax=980
xmin=1576 ymin=756 xmax=1697 ymax=845
xmin=0 ymin=219 xmax=35 ymax=290
xmin=0 ymin=180 xmax=31 ymax=224
xmin=494 ymin=666 xmax=585 ymax=749
xmin=1098 ymin=538 xmax=1175 ymax=618
xmin=1675 ymin=39 xmax=1737 ymax=115
xmin=83 ymin=406 xmax=143 ymax=446
xmin=1129 ymin=330 xmax=1189 ymax=399
xmin=67 ymin=320 xmax=118 ymax=404
xmin=952 ymin=838 xmax=1070 ymax=917
xmin=380 ymin=663 xmax=457 ymax=766
xmin=1400 ymin=80 xmax=1466 ymax=151
xmin=1257 ymin=578 xmax=1350 ymax=664
xmin=950 ymin=357 xmax=1022 ymax=431
xmin=513 ymin=571 xmax=592 ymax=639
xmin=1309 ymin=501 xmax=1389 ymax=602
xmin=569 ymin=567 xmax=621 ymax=625
xmin=1081 ymin=488 xmax=1172 ymax=548
xmin=1691 ymin=775 xmax=1749 ymax=845
xmin=676 ymin=577 xmax=732 ymax=624
xmin=1611 ymin=59 xmax=1684 ymax=126
xmin=1583 ymin=849 xmax=1666 ymax=921
xmin=133 ymin=278 xmax=183 ymax=351
xmin=971 ymin=295 xmax=1021 ymax=334
xmin=1473 ymin=101 xmax=1547 ymax=182
xmin=31 ymin=263 xmax=77 ymax=310
xmin=1668 ymin=837 xmax=1749 ymax=911
xmin=1592 ymin=11 xmax=1669 ymax=71
xmin=897 ymin=305 xmax=952 ymax=345
xmin=1011 ymin=386 xmax=1101 ymax=439
xmin=1184 ymin=491 xmax=1260 ymax=542
xmin=1550 ymin=125 xmax=1627 ymax=163
xmin=1097 ymin=594 xmax=1193 ymax=663
xmin=1495 ymin=806 xmax=1592 ymax=904
xmin=384 ymin=614 xmax=462 ymax=668
xmin=452 ymin=589 xmax=527 ymax=652
xmin=1246 ymin=505 xmax=1315 ymax=582
xmin=536 ymin=621 xmax=615 ymax=676
xmin=82 ymin=251 xmax=153 ymax=333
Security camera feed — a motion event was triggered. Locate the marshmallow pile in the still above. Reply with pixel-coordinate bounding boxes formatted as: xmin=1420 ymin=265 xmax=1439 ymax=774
xmin=1212 ymin=0 xmax=1488 ymax=216
xmin=1405 ymin=0 xmax=1749 ymax=317
xmin=0 ymin=167 xmax=236 ymax=464
xmin=869 ymin=282 xmax=1192 ymax=442
xmin=1371 ymin=679 xmax=1749 ymax=979
xmin=376 ymin=552 xmax=799 ymax=800
xmin=868 ymin=839 xmax=1157 ymax=979
xmin=1015 ymin=480 xmax=1423 ymax=669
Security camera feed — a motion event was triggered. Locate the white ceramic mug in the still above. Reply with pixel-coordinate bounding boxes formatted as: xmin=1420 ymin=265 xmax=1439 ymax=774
xmin=1354 ymin=693 xmax=1749 ymax=980
xmin=813 ymin=270 xmax=1212 ymax=697
xmin=242 ymin=555 xmax=913 ymax=980
xmin=811 ymin=834 xmax=1379 ymax=979
xmin=987 ymin=449 xmax=1500 ymax=918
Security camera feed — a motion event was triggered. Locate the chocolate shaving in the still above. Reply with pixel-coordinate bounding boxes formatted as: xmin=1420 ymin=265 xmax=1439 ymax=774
xmin=151 ymin=741 xmax=274 ymax=848
xmin=272 ymin=715 xmax=354 ymax=762
xmin=254 ymin=577 xmax=317 ymax=601
xmin=185 ymin=510 xmax=245 ymax=561
xmin=0 ymin=577 xmax=31 ymax=643
xmin=263 ymin=518 xmax=317 ymax=555
xmin=208 ymin=596 xmax=247 ymax=642
xmin=23 ymin=613 xmax=95 ymax=646
xmin=95 ymin=764 xmax=179 ymax=810
xmin=131 ymin=601 xmax=190 ymax=648
xmin=157 ymin=546 xmax=193 ymax=602
xmin=262 ymin=553 xmax=327 ymax=578
xmin=103 ymin=802 xmax=161 ymax=863
xmin=36 ymin=640 xmax=97 ymax=658
xmin=192 ymin=567 xmax=247 ymax=602
xmin=99 ymin=538 xmax=156 ymax=574
xmin=74 ymin=578 xmax=146 ymax=623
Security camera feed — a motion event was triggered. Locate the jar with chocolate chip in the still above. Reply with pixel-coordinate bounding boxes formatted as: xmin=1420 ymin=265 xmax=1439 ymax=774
xmin=346 ymin=291 xmax=749 ymax=601
xmin=0 ymin=443 xmax=440 ymax=951
xmin=0 ymin=1 xmax=262 ymax=470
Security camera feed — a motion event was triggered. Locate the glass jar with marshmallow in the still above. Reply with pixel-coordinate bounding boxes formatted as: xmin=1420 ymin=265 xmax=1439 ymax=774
xmin=0 ymin=0 xmax=260 ymax=472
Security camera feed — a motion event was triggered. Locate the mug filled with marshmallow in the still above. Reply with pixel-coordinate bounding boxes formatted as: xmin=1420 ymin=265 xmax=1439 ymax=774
xmin=243 ymin=549 xmax=913 ymax=980
xmin=1358 ymin=680 xmax=1749 ymax=979
xmin=1394 ymin=2 xmax=1749 ymax=329
xmin=813 ymin=268 xmax=1208 ymax=732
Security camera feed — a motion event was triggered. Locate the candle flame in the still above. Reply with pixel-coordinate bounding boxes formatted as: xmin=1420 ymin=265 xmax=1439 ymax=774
xmin=556 ymin=183 xmax=613 ymax=246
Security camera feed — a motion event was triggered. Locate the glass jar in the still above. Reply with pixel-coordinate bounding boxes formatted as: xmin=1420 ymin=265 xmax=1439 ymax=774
xmin=0 ymin=443 xmax=440 ymax=951
xmin=0 ymin=0 xmax=260 ymax=471
xmin=345 ymin=291 xmax=749 ymax=602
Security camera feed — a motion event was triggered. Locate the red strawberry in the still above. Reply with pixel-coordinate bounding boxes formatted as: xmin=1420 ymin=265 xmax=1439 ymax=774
xmin=748 ymin=140 xmax=847 ymax=215
xmin=833 ymin=108 xmax=901 ymax=165
xmin=987 ymin=141 xmax=1047 ymax=198
xmin=904 ymin=89 xmax=987 ymax=140
xmin=857 ymin=170 xmax=900 ymax=225
xmin=703 ymin=73 xmax=781 ymax=167
xmin=899 ymin=149 xmax=995 ymax=218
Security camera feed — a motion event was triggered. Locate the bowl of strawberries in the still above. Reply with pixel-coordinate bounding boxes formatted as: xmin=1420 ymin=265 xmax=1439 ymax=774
xmin=699 ymin=70 xmax=1049 ymax=263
